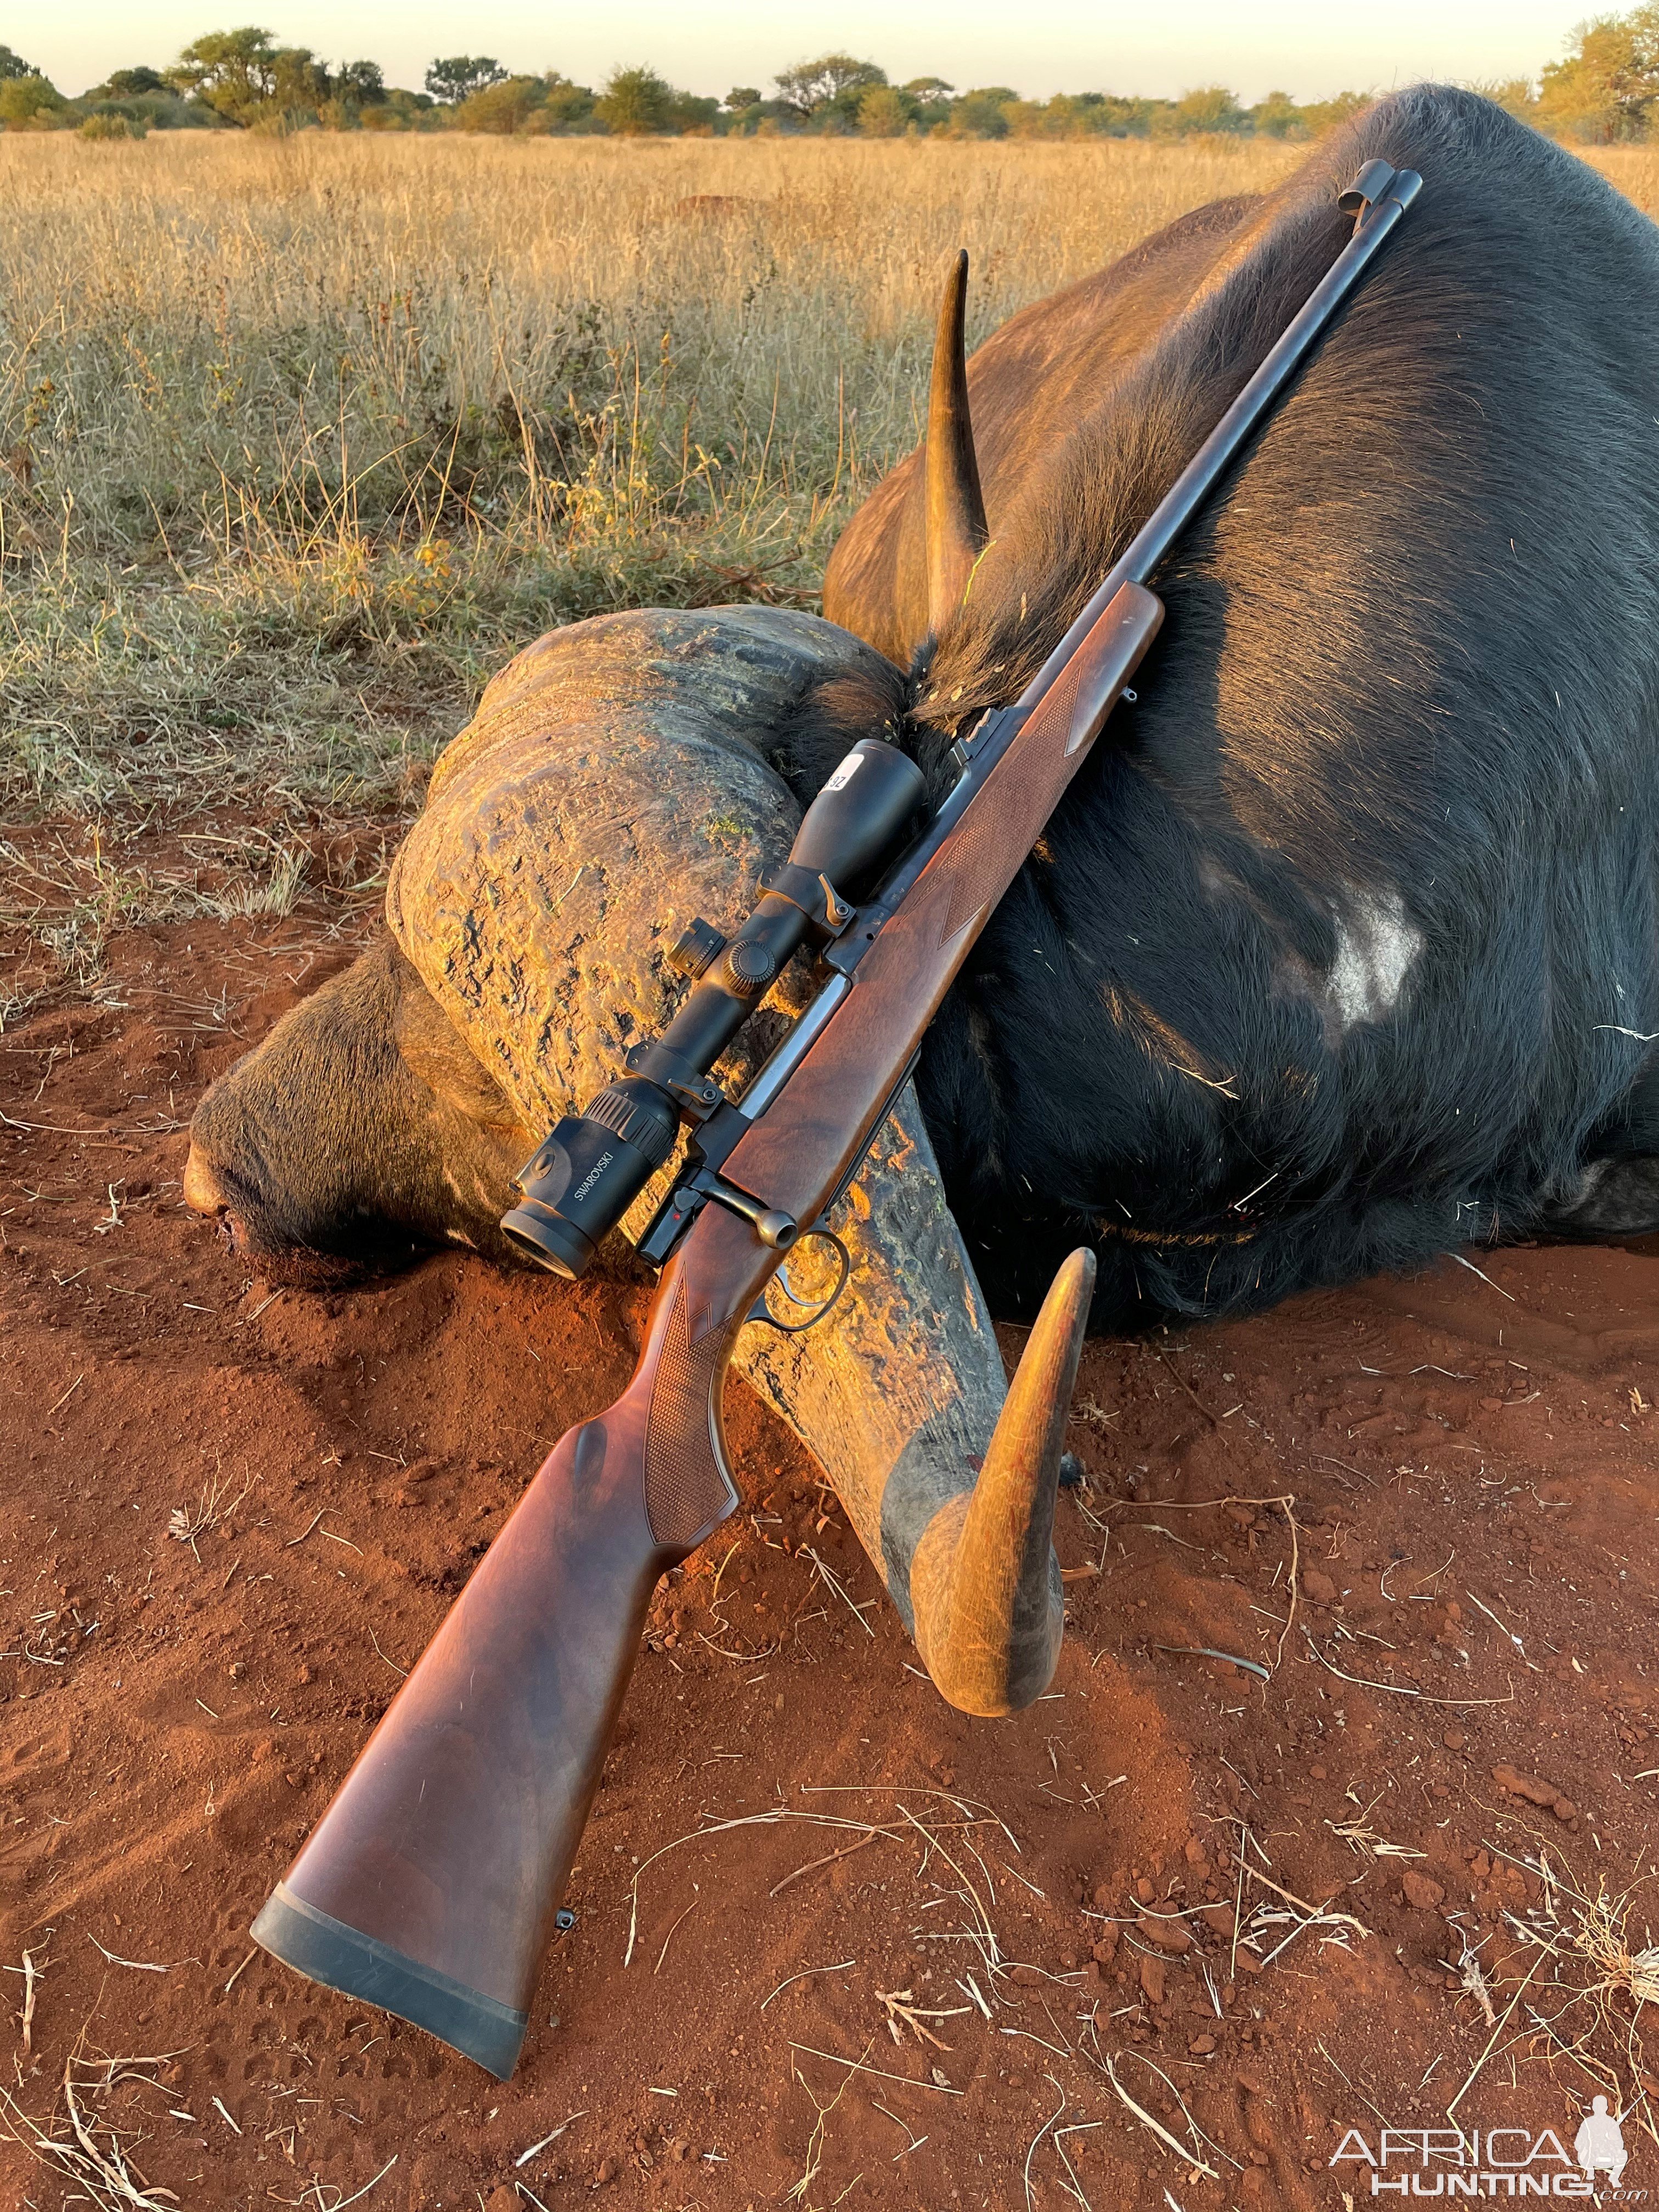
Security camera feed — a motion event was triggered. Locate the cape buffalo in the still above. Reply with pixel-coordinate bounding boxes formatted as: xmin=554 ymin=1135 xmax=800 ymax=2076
xmin=184 ymin=83 xmax=1659 ymax=1707
xmin=822 ymin=81 xmax=1659 ymax=1322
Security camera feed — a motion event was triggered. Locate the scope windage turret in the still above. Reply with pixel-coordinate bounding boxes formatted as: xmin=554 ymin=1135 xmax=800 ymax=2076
xmin=501 ymin=737 xmax=926 ymax=1279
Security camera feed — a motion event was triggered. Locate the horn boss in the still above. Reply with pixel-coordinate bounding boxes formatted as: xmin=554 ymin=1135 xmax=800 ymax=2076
xmin=501 ymin=736 xmax=926 ymax=1277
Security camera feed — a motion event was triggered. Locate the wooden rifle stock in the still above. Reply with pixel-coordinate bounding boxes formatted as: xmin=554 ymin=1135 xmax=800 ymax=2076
xmin=252 ymin=583 xmax=1163 ymax=2075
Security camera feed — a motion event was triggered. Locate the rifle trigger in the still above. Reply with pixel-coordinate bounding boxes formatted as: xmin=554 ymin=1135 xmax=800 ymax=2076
xmin=742 ymin=1226 xmax=853 ymax=1336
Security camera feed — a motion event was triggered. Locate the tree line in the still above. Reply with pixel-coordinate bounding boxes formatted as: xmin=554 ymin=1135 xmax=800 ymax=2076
xmin=4 ymin=14 xmax=1658 ymax=144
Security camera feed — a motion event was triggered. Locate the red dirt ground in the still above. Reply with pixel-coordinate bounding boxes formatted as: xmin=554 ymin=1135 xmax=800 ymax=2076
xmin=3 ymin=853 xmax=1658 ymax=2212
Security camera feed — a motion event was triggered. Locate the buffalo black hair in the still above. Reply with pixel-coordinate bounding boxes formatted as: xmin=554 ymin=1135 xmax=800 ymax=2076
xmin=803 ymin=84 xmax=1659 ymax=1327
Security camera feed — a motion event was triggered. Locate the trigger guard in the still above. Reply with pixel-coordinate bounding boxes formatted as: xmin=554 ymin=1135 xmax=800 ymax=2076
xmin=744 ymin=1224 xmax=851 ymax=1336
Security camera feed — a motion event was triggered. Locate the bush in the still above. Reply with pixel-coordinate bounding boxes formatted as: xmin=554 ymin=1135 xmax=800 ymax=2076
xmin=946 ymin=88 xmax=1015 ymax=138
xmin=594 ymin=65 xmax=674 ymax=135
xmin=1170 ymin=85 xmax=1251 ymax=135
xmin=1475 ymin=78 xmax=1541 ymax=122
xmin=87 ymin=90 xmax=215 ymax=131
xmin=857 ymin=84 xmax=916 ymax=137
xmin=425 ymin=55 xmax=506 ymax=105
xmin=774 ymin=53 xmax=887 ymax=128
xmin=902 ymin=74 xmax=955 ymax=129
xmin=1538 ymin=8 xmax=1659 ymax=140
xmin=165 ymin=30 xmax=327 ymax=126
xmin=1250 ymin=89 xmax=1304 ymax=138
xmin=1003 ymin=92 xmax=1153 ymax=138
xmin=668 ymin=93 xmax=720 ymax=133
xmin=89 ymin=66 xmax=167 ymax=99
xmin=1296 ymin=90 xmax=1369 ymax=137
xmin=0 ymin=74 xmax=69 ymax=129
xmin=80 ymin=112 xmax=149 ymax=140
xmin=541 ymin=75 xmax=597 ymax=129
xmin=453 ymin=77 xmax=546 ymax=133
xmin=362 ymin=89 xmax=439 ymax=131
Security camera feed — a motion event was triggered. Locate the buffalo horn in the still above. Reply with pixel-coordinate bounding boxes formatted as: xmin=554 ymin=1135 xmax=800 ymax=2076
xmin=907 ymin=1248 xmax=1093 ymax=1714
xmin=736 ymin=1094 xmax=1093 ymax=1720
xmin=924 ymin=249 xmax=990 ymax=635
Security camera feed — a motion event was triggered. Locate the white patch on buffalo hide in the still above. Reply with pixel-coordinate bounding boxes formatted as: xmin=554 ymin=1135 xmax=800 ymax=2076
xmin=445 ymin=1227 xmax=477 ymax=1248
xmin=1327 ymin=888 xmax=1422 ymax=1031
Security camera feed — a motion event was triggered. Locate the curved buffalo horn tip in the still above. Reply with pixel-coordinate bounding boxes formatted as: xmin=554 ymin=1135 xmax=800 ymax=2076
xmin=925 ymin=247 xmax=990 ymax=637
xmin=910 ymin=1248 xmax=1096 ymax=1717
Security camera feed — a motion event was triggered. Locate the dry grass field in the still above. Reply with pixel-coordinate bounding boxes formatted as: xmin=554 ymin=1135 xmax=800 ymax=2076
xmin=1 ymin=134 xmax=1310 ymax=823
xmin=2 ymin=128 xmax=1654 ymax=828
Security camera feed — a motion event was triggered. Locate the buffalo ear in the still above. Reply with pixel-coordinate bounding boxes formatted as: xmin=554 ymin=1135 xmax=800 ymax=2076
xmin=391 ymin=968 xmax=524 ymax=1132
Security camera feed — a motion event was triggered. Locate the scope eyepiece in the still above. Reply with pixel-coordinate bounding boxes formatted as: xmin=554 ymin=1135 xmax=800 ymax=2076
xmin=500 ymin=1076 xmax=679 ymax=1279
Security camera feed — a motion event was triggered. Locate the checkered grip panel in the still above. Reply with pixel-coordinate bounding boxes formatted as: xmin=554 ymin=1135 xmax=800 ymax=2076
xmin=644 ymin=1282 xmax=733 ymax=1549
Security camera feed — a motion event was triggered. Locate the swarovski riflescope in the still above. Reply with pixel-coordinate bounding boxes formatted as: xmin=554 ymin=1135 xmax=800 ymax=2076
xmin=500 ymin=736 xmax=927 ymax=1278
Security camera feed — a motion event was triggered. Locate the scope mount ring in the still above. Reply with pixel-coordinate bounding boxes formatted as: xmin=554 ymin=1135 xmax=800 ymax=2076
xmin=746 ymin=1224 xmax=851 ymax=1335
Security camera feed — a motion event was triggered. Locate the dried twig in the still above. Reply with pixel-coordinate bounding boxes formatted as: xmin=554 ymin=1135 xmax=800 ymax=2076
xmin=788 ymin=2041 xmax=961 ymax=2095
xmin=653 ymin=1901 xmax=698 ymax=1976
xmin=167 ymin=1465 xmax=253 ymax=1560
xmin=1448 ymin=1250 xmax=1516 ymax=1302
xmin=17 ymin=1944 xmax=45 ymax=2053
xmin=1304 ymin=1629 xmax=1515 ymax=1707
xmin=0 ymin=2038 xmax=184 ymax=2211
xmin=789 ymin=2037 xmax=868 ymax=2204
xmin=875 ymin=1988 xmax=970 ymax=2052
xmin=1116 ymin=1490 xmax=1300 ymax=1672
xmin=516 ymin=2113 xmax=585 ymax=2166
xmin=760 ymin=1962 xmax=856 ymax=2012
xmin=1024 ymin=2074 xmax=1070 ymax=2210
xmin=797 ymin=1545 xmax=876 ymax=1636
xmin=1155 ymin=1644 xmax=1269 ymax=1683
xmin=770 ymin=1827 xmax=879 ymax=1897
xmin=86 ymin=1935 xmax=176 ymax=1973
xmin=1242 ymin=1860 xmax=1370 ymax=1938
xmin=1445 ymin=1950 xmax=1549 ymax=2119
xmin=625 ymin=1810 xmax=902 ymax=1966
xmin=1102 ymin=2054 xmax=1218 ymax=2179
xmin=1450 ymin=1944 xmax=1497 ymax=2026
xmin=46 ymin=1373 xmax=84 ymax=1420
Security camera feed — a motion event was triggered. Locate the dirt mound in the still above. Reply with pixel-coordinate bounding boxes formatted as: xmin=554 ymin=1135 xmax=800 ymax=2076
xmin=3 ymin=891 xmax=1657 ymax=2209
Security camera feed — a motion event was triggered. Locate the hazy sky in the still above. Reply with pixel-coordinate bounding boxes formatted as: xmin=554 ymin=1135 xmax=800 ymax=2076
xmin=35 ymin=1 xmax=1580 ymax=105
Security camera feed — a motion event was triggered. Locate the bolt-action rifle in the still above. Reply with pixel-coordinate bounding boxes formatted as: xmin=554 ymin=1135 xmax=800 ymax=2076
xmin=252 ymin=159 xmax=1421 ymax=2076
